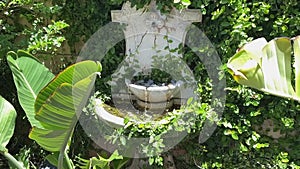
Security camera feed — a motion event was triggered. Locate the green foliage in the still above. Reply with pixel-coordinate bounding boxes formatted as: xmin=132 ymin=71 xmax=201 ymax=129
xmin=180 ymin=1 xmax=300 ymax=168
xmin=0 ymin=0 xmax=68 ymax=56
xmin=0 ymin=4 xmax=70 ymax=166
xmin=30 ymin=60 xmax=101 ymax=168
xmin=227 ymin=36 xmax=300 ymax=102
xmin=45 ymin=152 xmax=73 ymax=169
xmin=132 ymin=68 xmax=172 ymax=84
xmin=0 ymin=95 xmax=25 ymax=169
xmin=77 ymin=150 xmax=128 ymax=169
xmin=103 ymin=98 xmax=211 ymax=166
xmin=2 ymin=48 xmax=117 ymax=168
xmin=26 ymin=20 xmax=69 ymax=54
xmin=7 ymin=50 xmax=55 ymax=127
xmin=195 ymin=0 xmax=300 ymax=57
xmin=0 ymin=96 xmax=16 ymax=152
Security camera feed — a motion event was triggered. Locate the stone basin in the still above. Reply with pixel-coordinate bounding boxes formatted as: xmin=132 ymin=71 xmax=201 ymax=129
xmin=93 ymin=98 xmax=171 ymax=128
xmin=94 ymin=99 xmax=125 ymax=128
xmin=128 ymin=83 xmax=179 ymax=102
xmin=136 ymin=99 xmax=174 ymax=110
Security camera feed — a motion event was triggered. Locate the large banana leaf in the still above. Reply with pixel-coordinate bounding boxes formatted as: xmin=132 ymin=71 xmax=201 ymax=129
xmin=0 ymin=96 xmax=17 ymax=152
xmin=227 ymin=37 xmax=300 ymax=102
xmin=0 ymin=96 xmax=25 ymax=169
xmin=293 ymin=36 xmax=300 ymax=98
xmin=29 ymin=60 xmax=101 ymax=168
xmin=7 ymin=50 xmax=55 ymax=128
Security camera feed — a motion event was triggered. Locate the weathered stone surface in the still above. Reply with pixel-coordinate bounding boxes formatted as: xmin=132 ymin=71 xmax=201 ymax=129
xmin=111 ymin=1 xmax=201 ymax=111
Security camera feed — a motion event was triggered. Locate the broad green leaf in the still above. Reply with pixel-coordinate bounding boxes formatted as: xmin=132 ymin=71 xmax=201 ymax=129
xmin=293 ymin=36 xmax=300 ymax=98
xmin=29 ymin=126 xmax=69 ymax=152
xmin=262 ymin=38 xmax=294 ymax=97
xmin=0 ymin=96 xmax=17 ymax=152
xmin=29 ymin=61 xmax=101 ymax=152
xmin=227 ymin=50 xmax=264 ymax=89
xmin=35 ymin=60 xmax=102 ymax=114
xmin=46 ymin=153 xmax=70 ymax=169
xmin=7 ymin=50 xmax=54 ymax=128
xmin=227 ymin=37 xmax=300 ymax=102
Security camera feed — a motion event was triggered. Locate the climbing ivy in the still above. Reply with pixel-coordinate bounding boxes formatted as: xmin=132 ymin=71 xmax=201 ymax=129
xmin=182 ymin=0 xmax=300 ymax=168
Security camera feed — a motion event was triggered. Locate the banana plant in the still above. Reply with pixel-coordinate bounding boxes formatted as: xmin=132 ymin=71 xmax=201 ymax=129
xmin=29 ymin=60 xmax=102 ymax=169
xmin=227 ymin=36 xmax=300 ymax=103
xmin=5 ymin=50 xmax=103 ymax=168
xmin=0 ymin=95 xmax=25 ymax=169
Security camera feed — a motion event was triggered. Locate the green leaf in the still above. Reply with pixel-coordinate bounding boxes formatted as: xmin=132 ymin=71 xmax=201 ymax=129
xmin=34 ymin=60 xmax=102 ymax=114
xmin=120 ymin=136 xmax=126 ymax=146
xmin=224 ymin=129 xmax=239 ymax=140
xmin=231 ymin=132 xmax=239 ymax=140
xmin=239 ymin=143 xmax=248 ymax=152
xmin=149 ymin=157 xmax=154 ymax=165
xmin=0 ymin=96 xmax=17 ymax=152
xmin=262 ymin=38 xmax=294 ymax=96
xmin=107 ymin=150 xmax=123 ymax=161
xmin=212 ymin=6 xmax=225 ymax=20
xmin=77 ymin=150 xmax=124 ymax=169
xmin=227 ymin=37 xmax=300 ymax=102
xmin=281 ymin=158 xmax=289 ymax=163
xmin=186 ymin=97 xmax=193 ymax=105
xmin=181 ymin=0 xmax=191 ymax=6
xmin=293 ymin=36 xmax=300 ymax=98
xmin=7 ymin=50 xmax=54 ymax=128
xmin=29 ymin=127 xmax=69 ymax=152
xmin=46 ymin=153 xmax=69 ymax=169
xmin=253 ymin=143 xmax=269 ymax=149
xmin=112 ymin=158 xmax=129 ymax=169
xmin=29 ymin=60 xmax=101 ymax=152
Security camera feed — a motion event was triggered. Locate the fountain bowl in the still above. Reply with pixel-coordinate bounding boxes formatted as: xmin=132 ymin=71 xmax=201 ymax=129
xmin=128 ymin=83 xmax=179 ymax=102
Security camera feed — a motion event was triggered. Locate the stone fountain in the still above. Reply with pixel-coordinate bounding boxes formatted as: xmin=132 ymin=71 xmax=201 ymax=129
xmin=97 ymin=1 xmax=201 ymax=125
